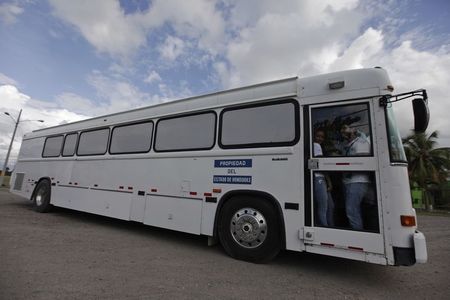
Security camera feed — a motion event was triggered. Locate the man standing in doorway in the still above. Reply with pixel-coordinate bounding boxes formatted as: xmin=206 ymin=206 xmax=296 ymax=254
xmin=340 ymin=125 xmax=371 ymax=230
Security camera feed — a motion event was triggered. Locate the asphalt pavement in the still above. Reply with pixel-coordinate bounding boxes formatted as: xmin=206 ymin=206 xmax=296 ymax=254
xmin=1 ymin=189 xmax=449 ymax=299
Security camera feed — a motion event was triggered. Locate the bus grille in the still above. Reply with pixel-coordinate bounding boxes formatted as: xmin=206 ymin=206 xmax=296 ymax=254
xmin=13 ymin=173 xmax=25 ymax=191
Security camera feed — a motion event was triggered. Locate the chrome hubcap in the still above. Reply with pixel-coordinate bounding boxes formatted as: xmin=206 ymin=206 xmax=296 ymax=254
xmin=35 ymin=188 xmax=46 ymax=206
xmin=36 ymin=194 xmax=42 ymax=206
xmin=230 ymin=208 xmax=267 ymax=248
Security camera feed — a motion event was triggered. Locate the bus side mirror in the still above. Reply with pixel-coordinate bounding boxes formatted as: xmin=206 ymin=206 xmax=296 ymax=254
xmin=412 ymin=98 xmax=429 ymax=132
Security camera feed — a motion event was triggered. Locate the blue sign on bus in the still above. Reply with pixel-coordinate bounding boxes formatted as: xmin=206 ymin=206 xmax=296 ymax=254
xmin=213 ymin=175 xmax=252 ymax=184
xmin=214 ymin=159 xmax=252 ymax=168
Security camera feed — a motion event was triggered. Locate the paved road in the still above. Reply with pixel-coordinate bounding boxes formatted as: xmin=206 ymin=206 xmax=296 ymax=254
xmin=1 ymin=189 xmax=449 ymax=299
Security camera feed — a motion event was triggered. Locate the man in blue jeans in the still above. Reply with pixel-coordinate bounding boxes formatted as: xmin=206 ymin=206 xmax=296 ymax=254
xmin=313 ymin=128 xmax=334 ymax=227
xmin=340 ymin=125 xmax=371 ymax=230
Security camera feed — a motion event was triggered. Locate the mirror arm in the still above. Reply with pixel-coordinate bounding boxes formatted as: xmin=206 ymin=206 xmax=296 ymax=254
xmin=379 ymin=89 xmax=428 ymax=107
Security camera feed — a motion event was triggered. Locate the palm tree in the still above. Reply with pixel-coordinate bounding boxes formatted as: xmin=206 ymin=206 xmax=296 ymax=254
xmin=403 ymin=131 xmax=450 ymax=210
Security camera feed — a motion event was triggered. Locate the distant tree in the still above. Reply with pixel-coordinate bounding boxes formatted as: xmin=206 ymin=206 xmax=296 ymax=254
xmin=403 ymin=131 xmax=450 ymax=210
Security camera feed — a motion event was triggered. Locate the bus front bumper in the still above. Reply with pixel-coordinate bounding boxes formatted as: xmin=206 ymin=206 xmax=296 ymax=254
xmin=413 ymin=230 xmax=427 ymax=264
xmin=393 ymin=230 xmax=427 ymax=266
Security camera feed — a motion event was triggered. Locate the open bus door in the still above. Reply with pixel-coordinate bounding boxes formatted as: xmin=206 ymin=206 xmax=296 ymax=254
xmin=303 ymin=99 xmax=386 ymax=263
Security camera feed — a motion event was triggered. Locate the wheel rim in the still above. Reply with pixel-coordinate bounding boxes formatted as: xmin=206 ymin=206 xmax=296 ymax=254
xmin=35 ymin=186 xmax=47 ymax=206
xmin=230 ymin=208 xmax=267 ymax=249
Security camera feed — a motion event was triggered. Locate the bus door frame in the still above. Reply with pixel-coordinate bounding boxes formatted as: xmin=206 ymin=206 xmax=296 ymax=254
xmin=302 ymin=99 xmax=386 ymax=259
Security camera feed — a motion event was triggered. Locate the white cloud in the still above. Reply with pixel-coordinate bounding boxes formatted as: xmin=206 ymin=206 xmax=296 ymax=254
xmin=159 ymin=36 xmax=185 ymax=61
xmin=86 ymin=70 xmax=194 ymax=112
xmin=53 ymin=69 xmax=192 ymax=122
xmin=55 ymin=92 xmax=97 ymax=115
xmin=0 ymin=85 xmax=28 ymax=109
xmin=220 ymin=0 xmax=363 ymax=87
xmin=87 ymin=71 xmax=165 ymax=114
xmin=158 ymin=80 xmax=192 ymax=101
xmin=0 ymin=85 xmax=88 ymax=168
xmin=0 ymin=2 xmax=24 ymax=25
xmin=144 ymin=70 xmax=162 ymax=84
xmin=0 ymin=72 xmax=18 ymax=85
xmin=49 ymin=0 xmax=146 ymax=57
xmin=143 ymin=0 xmax=226 ymax=55
xmin=375 ymin=42 xmax=450 ymax=147
xmin=227 ymin=0 xmax=359 ymax=30
xmin=329 ymin=28 xmax=384 ymax=71
xmin=48 ymin=0 xmax=226 ymax=58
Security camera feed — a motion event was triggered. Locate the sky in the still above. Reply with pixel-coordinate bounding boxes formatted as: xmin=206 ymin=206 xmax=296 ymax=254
xmin=1 ymin=0 xmax=449 ymax=169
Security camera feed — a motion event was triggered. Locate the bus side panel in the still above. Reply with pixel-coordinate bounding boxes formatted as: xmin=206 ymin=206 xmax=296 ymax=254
xmin=9 ymin=164 xmax=34 ymax=199
xmin=70 ymin=189 xmax=133 ymax=220
xmin=10 ymin=137 xmax=46 ymax=199
xmin=140 ymin=157 xmax=209 ymax=235
xmin=65 ymin=159 xmax=133 ymax=220
xmin=67 ymin=157 xmax=206 ymax=233
xmin=11 ymin=159 xmax=72 ymax=201
xmin=49 ymin=160 xmax=75 ymax=206
xmin=250 ymin=150 xmax=303 ymax=252
xmin=144 ymin=195 xmax=202 ymax=234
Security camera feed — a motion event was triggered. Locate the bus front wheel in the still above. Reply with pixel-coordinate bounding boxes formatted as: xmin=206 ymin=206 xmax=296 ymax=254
xmin=218 ymin=196 xmax=281 ymax=263
xmin=32 ymin=180 xmax=52 ymax=213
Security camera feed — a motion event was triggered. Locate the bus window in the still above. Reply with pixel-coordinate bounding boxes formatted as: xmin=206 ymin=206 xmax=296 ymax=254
xmin=77 ymin=128 xmax=110 ymax=156
xmin=62 ymin=133 xmax=78 ymax=157
xmin=110 ymin=121 xmax=153 ymax=154
xmin=42 ymin=135 xmax=64 ymax=157
xmin=386 ymin=104 xmax=407 ymax=162
xmin=154 ymin=112 xmax=216 ymax=152
xmin=313 ymin=171 xmax=379 ymax=232
xmin=219 ymin=100 xmax=299 ymax=149
xmin=311 ymin=103 xmax=373 ymax=157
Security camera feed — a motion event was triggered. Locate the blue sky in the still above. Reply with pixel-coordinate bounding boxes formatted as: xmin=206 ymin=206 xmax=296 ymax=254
xmin=1 ymin=0 xmax=450 ymax=167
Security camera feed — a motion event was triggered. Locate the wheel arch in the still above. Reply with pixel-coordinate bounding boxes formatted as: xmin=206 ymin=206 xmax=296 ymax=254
xmin=213 ymin=189 xmax=286 ymax=249
xmin=30 ymin=177 xmax=51 ymax=201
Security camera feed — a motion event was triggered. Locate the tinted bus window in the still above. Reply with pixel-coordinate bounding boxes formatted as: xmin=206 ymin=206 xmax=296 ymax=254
xmin=42 ymin=135 xmax=64 ymax=157
xmin=155 ymin=112 xmax=216 ymax=152
xmin=77 ymin=128 xmax=110 ymax=156
xmin=62 ymin=133 xmax=78 ymax=157
xmin=110 ymin=121 xmax=153 ymax=154
xmin=311 ymin=103 xmax=373 ymax=157
xmin=220 ymin=100 xmax=298 ymax=148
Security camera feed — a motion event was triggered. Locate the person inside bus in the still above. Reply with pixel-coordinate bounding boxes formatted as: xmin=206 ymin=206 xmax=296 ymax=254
xmin=313 ymin=128 xmax=335 ymax=227
xmin=340 ymin=125 xmax=370 ymax=230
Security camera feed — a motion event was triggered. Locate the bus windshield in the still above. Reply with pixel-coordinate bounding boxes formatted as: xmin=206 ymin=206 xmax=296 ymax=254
xmin=386 ymin=104 xmax=407 ymax=163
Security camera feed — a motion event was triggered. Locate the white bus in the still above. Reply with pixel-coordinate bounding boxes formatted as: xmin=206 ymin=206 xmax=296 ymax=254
xmin=10 ymin=68 xmax=428 ymax=265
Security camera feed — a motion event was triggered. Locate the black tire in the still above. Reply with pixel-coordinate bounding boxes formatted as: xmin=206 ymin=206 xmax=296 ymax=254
xmin=218 ymin=195 xmax=281 ymax=263
xmin=32 ymin=180 xmax=52 ymax=213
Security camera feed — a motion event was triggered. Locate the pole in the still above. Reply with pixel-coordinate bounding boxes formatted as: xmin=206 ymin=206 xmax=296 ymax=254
xmin=1 ymin=109 xmax=22 ymax=187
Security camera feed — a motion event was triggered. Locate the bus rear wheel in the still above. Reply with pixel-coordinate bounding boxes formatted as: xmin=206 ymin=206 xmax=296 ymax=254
xmin=32 ymin=180 xmax=52 ymax=213
xmin=218 ymin=196 xmax=281 ymax=263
